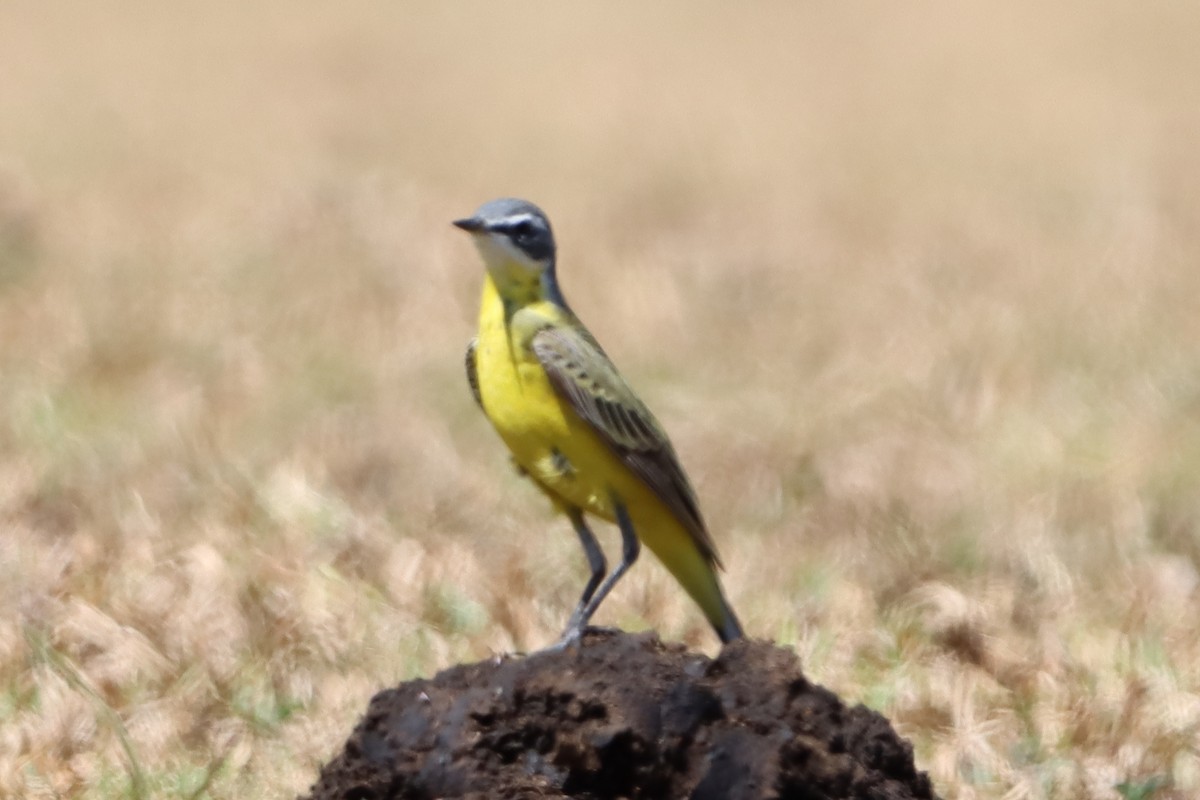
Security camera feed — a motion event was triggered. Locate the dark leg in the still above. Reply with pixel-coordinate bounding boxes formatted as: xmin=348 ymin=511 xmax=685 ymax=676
xmin=557 ymin=500 xmax=640 ymax=645
xmin=563 ymin=508 xmax=607 ymax=634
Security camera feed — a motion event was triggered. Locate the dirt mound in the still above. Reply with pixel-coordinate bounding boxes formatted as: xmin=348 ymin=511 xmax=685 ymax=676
xmin=303 ymin=630 xmax=937 ymax=800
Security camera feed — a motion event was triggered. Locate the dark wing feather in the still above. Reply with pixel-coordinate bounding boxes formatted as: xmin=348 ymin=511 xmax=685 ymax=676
xmin=465 ymin=338 xmax=483 ymax=409
xmin=532 ymin=325 xmax=721 ymax=567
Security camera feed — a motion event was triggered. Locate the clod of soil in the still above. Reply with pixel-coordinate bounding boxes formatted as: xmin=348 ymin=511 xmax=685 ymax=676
xmin=304 ymin=630 xmax=938 ymax=800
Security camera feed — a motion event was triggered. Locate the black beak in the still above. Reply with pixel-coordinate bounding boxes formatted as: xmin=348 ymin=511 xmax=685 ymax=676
xmin=452 ymin=216 xmax=485 ymax=233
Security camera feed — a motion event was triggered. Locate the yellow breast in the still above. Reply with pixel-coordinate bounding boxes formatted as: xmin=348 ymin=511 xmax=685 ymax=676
xmin=476 ymin=277 xmax=565 ymax=440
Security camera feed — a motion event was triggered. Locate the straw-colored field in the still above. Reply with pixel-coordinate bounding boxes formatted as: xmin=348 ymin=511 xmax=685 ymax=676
xmin=2 ymin=3 xmax=1198 ymax=798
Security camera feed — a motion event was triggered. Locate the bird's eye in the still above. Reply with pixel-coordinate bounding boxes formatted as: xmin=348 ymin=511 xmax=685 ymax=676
xmin=510 ymin=221 xmax=534 ymax=240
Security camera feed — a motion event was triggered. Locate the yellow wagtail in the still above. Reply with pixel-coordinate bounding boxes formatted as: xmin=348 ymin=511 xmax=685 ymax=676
xmin=454 ymin=197 xmax=743 ymax=644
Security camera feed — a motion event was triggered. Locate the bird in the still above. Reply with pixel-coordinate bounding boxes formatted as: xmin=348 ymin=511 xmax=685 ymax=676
xmin=454 ymin=197 xmax=743 ymax=645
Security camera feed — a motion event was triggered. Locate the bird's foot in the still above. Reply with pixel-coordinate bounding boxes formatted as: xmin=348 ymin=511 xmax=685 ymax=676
xmin=545 ymin=623 xmax=584 ymax=652
xmin=545 ymin=623 xmax=622 ymax=652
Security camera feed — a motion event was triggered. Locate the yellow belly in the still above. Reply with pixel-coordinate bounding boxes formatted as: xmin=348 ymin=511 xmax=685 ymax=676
xmin=475 ymin=296 xmax=612 ymax=518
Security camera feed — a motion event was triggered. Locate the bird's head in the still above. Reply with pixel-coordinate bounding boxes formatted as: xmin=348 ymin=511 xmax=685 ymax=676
xmin=453 ymin=198 xmax=557 ymax=297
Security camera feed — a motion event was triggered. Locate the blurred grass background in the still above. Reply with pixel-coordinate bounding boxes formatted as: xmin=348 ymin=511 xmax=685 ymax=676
xmin=2 ymin=2 xmax=1199 ymax=797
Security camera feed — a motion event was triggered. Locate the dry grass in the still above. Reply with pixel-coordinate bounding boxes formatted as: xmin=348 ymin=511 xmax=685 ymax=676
xmin=2 ymin=2 xmax=1199 ymax=797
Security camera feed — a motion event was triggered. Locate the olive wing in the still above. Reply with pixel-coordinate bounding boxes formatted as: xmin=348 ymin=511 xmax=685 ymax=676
xmin=531 ymin=325 xmax=722 ymax=568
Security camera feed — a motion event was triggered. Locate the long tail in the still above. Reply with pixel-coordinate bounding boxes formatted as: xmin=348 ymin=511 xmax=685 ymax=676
xmin=708 ymin=583 xmax=744 ymax=643
xmin=654 ymin=523 xmax=744 ymax=643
